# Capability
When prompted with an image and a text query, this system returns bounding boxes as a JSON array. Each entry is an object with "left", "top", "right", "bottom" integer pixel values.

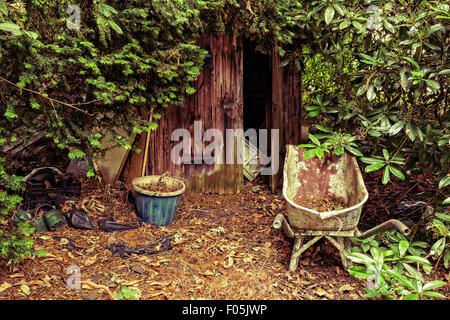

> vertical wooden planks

[
  {"left": 120, "top": 33, "right": 249, "bottom": 195},
  {"left": 270, "top": 45, "right": 302, "bottom": 192},
  {"left": 270, "top": 46, "right": 283, "bottom": 192},
  {"left": 214, "top": 34, "right": 225, "bottom": 194}
]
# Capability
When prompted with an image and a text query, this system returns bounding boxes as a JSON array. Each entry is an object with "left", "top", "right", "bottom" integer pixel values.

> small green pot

[
  {"left": 13, "top": 204, "right": 66, "bottom": 233},
  {"left": 11, "top": 209, "right": 34, "bottom": 226},
  {"left": 43, "top": 209, "right": 66, "bottom": 231},
  {"left": 31, "top": 216, "right": 49, "bottom": 233}
]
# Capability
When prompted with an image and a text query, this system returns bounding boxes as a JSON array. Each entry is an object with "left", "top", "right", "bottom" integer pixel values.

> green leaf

[
  {"left": 425, "top": 79, "right": 440, "bottom": 91},
  {"left": 333, "top": 3, "right": 345, "bottom": 16},
  {"left": 386, "top": 270, "right": 415, "bottom": 290},
  {"left": 389, "top": 120, "right": 404, "bottom": 136},
  {"left": 304, "top": 148, "right": 317, "bottom": 159},
  {"left": 399, "top": 240, "right": 409, "bottom": 256},
  {"left": 366, "top": 84, "right": 376, "bottom": 101},
  {"left": 356, "top": 84, "right": 367, "bottom": 97},
  {"left": 359, "top": 53, "right": 375, "bottom": 61},
  {"left": 108, "top": 20, "right": 123, "bottom": 34},
  {"left": 400, "top": 69, "right": 409, "bottom": 91},
  {"left": 388, "top": 166, "right": 405, "bottom": 180},
  {"left": 352, "top": 20, "right": 362, "bottom": 30},
  {"left": 405, "top": 255, "right": 431, "bottom": 265},
  {"left": 403, "top": 293, "right": 419, "bottom": 300},
  {"left": 90, "top": 139, "right": 101, "bottom": 148},
  {"left": 348, "top": 266, "right": 373, "bottom": 279},
  {"left": 324, "top": 6, "right": 335, "bottom": 25},
  {"left": 96, "top": 17, "right": 107, "bottom": 25},
  {"left": 360, "top": 157, "right": 385, "bottom": 164},
  {"left": 438, "top": 138, "right": 448, "bottom": 147},
  {"left": 339, "top": 20, "right": 351, "bottom": 29},
  {"left": 427, "top": 23, "right": 446, "bottom": 35},
  {"left": 30, "top": 99, "right": 40, "bottom": 110},
  {"left": 0, "top": 22, "right": 22, "bottom": 36},
  {"left": 24, "top": 31, "right": 38, "bottom": 39},
  {"left": 334, "top": 146, "right": 344, "bottom": 156},
  {"left": 402, "top": 263, "right": 423, "bottom": 281},
  {"left": 347, "top": 252, "right": 375, "bottom": 265},
  {"left": 186, "top": 87, "right": 196, "bottom": 95},
  {"left": 404, "top": 57, "right": 420, "bottom": 70},
  {"left": 344, "top": 146, "right": 363, "bottom": 157},
  {"left": 382, "top": 149, "right": 390, "bottom": 161},
  {"left": 308, "top": 134, "right": 321, "bottom": 146},
  {"left": 405, "top": 122, "right": 415, "bottom": 141},
  {"left": 423, "top": 280, "right": 446, "bottom": 291},
  {"left": 437, "top": 69, "right": 450, "bottom": 75},
  {"left": 439, "top": 175, "right": 450, "bottom": 189},
  {"left": 315, "top": 147, "right": 324, "bottom": 159},
  {"left": 315, "top": 124, "right": 332, "bottom": 133},
  {"left": 297, "top": 144, "right": 316, "bottom": 148},
  {"left": 99, "top": 3, "right": 118, "bottom": 17},
  {"left": 149, "top": 122, "right": 158, "bottom": 131},
  {"left": 68, "top": 149, "right": 86, "bottom": 160},
  {"left": 411, "top": 124, "right": 424, "bottom": 142},
  {"left": 0, "top": 0, "right": 8, "bottom": 16},
  {"left": 443, "top": 197, "right": 450, "bottom": 205},
  {"left": 390, "top": 157, "right": 405, "bottom": 165},
  {"left": 308, "top": 110, "right": 320, "bottom": 117},
  {"left": 435, "top": 213, "right": 450, "bottom": 222},
  {"left": 370, "top": 247, "right": 384, "bottom": 270},
  {"left": 422, "top": 291, "right": 446, "bottom": 299},
  {"left": 382, "top": 166, "right": 390, "bottom": 185},
  {"left": 431, "top": 238, "right": 446, "bottom": 257},
  {"left": 368, "top": 129, "right": 381, "bottom": 137},
  {"left": 444, "top": 250, "right": 450, "bottom": 268}
]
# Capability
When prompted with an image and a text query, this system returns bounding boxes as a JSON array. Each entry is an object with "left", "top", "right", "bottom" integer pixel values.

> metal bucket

[
  {"left": 132, "top": 175, "right": 186, "bottom": 226},
  {"left": 282, "top": 145, "right": 369, "bottom": 231}
]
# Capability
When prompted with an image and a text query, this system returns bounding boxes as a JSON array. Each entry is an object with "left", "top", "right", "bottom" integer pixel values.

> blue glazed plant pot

[{"left": 132, "top": 175, "right": 186, "bottom": 226}]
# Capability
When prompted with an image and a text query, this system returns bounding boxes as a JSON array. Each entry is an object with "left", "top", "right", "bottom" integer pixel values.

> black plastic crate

[{"left": 22, "top": 180, "right": 82, "bottom": 210}]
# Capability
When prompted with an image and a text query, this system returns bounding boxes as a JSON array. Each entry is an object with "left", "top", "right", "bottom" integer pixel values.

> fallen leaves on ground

[{"left": 0, "top": 176, "right": 448, "bottom": 300}]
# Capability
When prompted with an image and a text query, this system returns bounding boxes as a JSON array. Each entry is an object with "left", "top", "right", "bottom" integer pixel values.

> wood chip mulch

[{"left": 0, "top": 172, "right": 448, "bottom": 300}]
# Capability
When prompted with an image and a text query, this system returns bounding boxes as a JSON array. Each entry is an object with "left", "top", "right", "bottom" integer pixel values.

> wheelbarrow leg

[
  {"left": 342, "top": 237, "right": 353, "bottom": 268},
  {"left": 289, "top": 237, "right": 303, "bottom": 273},
  {"left": 289, "top": 235, "right": 323, "bottom": 273},
  {"left": 336, "top": 236, "right": 353, "bottom": 269},
  {"left": 325, "top": 236, "right": 353, "bottom": 269}
]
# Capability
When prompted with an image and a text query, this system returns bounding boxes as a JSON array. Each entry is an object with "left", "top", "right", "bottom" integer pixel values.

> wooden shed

[{"left": 118, "top": 33, "right": 302, "bottom": 194}]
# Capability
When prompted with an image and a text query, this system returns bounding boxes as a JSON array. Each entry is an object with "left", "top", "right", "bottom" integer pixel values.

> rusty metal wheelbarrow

[{"left": 274, "top": 145, "right": 410, "bottom": 272}]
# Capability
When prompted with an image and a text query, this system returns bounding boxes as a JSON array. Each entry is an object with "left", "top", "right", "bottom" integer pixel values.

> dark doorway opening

[
  {"left": 242, "top": 39, "right": 272, "bottom": 187},
  {"left": 243, "top": 39, "right": 271, "bottom": 133}
]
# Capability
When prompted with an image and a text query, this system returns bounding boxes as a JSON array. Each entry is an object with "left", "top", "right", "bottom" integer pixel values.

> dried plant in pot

[{"left": 132, "top": 174, "right": 186, "bottom": 226}]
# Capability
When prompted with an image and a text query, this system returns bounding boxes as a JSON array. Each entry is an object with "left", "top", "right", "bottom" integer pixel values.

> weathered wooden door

[
  {"left": 270, "top": 48, "right": 302, "bottom": 191},
  {"left": 121, "top": 33, "right": 244, "bottom": 194}
]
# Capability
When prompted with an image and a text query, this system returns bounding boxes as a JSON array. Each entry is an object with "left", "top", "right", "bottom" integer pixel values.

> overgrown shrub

[
  {"left": 0, "top": 0, "right": 303, "bottom": 263},
  {"left": 295, "top": 0, "right": 449, "bottom": 203}
]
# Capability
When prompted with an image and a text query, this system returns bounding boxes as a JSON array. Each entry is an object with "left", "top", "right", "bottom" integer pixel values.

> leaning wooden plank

[
  {"left": 119, "top": 110, "right": 148, "bottom": 194},
  {"left": 114, "top": 132, "right": 137, "bottom": 183},
  {"left": 94, "top": 127, "right": 131, "bottom": 185}
]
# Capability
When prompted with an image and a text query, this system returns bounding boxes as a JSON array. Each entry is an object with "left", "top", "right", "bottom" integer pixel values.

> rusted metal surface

[
  {"left": 283, "top": 145, "right": 369, "bottom": 231},
  {"left": 276, "top": 146, "right": 416, "bottom": 272},
  {"left": 356, "top": 219, "right": 410, "bottom": 239},
  {"left": 273, "top": 212, "right": 412, "bottom": 272},
  {"left": 273, "top": 213, "right": 354, "bottom": 271}
]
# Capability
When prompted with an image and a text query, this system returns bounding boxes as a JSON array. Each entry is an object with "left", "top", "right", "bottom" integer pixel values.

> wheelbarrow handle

[
  {"left": 356, "top": 219, "right": 410, "bottom": 240},
  {"left": 273, "top": 214, "right": 296, "bottom": 238},
  {"left": 273, "top": 214, "right": 284, "bottom": 229}
]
